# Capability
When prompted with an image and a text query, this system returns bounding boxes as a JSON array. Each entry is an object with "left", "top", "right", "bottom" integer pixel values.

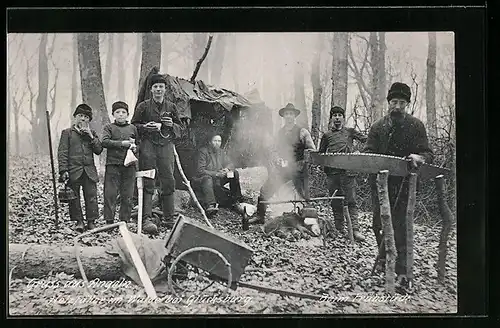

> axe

[{"left": 136, "top": 169, "right": 156, "bottom": 234}]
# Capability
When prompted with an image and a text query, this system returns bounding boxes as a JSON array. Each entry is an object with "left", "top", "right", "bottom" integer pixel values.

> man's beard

[
  {"left": 333, "top": 121, "right": 343, "bottom": 130},
  {"left": 390, "top": 110, "right": 405, "bottom": 120}
]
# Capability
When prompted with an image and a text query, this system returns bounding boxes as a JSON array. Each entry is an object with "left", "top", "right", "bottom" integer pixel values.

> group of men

[{"left": 58, "top": 77, "right": 433, "bottom": 282}]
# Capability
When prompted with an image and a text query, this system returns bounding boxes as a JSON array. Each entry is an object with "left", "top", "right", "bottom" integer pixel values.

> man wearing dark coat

[
  {"left": 57, "top": 104, "right": 103, "bottom": 232},
  {"left": 363, "top": 82, "right": 434, "bottom": 285}
]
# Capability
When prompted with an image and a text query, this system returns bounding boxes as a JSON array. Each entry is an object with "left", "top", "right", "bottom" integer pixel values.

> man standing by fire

[
  {"left": 250, "top": 103, "right": 316, "bottom": 224},
  {"left": 318, "top": 105, "right": 367, "bottom": 242},
  {"left": 364, "top": 82, "right": 434, "bottom": 286},
  {"left": 131, "top": 74, "right": 185, "bottom": 234}
]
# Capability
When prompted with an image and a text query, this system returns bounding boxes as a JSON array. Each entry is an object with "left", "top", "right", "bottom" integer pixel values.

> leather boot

[
  {"left": 162, "top": 193, "right": 175, "bottom": 217},
  {"left": 349, "top": 205, "right": 365, "bottom": 242},
  {"left": 86, "top": 219, "right": 96, "bottom": 231},
  {"left": 249, "top": 196, "right": 266, "bottom": 224},
  {"left": 75, "top": 220, "right": 85, "bottom": 233}
]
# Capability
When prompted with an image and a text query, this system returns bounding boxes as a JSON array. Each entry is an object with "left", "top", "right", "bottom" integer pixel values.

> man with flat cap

[
  {"left": 363, "top": 82, "right": 434, "bottom": 287},
  {"left": 250, "top": 103, "right": 316, "bottom": 224},
  {"left": 131, "top": 74, "right": 185, "bottom": 234}
]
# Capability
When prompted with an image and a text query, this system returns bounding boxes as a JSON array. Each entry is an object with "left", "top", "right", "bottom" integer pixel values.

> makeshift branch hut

[{"left": 136, "top": 68, "right": 272, "bottom": 190}]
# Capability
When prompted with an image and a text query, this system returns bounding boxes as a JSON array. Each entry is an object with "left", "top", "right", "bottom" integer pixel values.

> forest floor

[{"left": 8, "top": 155, "right": 457, "bottom": 315}]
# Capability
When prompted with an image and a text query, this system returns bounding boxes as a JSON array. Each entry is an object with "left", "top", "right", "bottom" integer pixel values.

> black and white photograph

[{"left": 7, "top": 23, "right": 463, "bottom": 315}]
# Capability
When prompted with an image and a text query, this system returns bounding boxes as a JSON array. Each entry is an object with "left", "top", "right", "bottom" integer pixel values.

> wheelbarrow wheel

[{"left": 167, "top": 246, "right": 233, "bottom": 298}]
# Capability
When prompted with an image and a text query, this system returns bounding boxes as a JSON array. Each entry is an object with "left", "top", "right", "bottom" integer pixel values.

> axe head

[{"left": 136, "top": 169, "right": 156, "bottom": 179}]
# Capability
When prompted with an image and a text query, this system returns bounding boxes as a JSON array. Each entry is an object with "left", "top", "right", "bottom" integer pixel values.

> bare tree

[
  {"left": 161, "top": 33, "right": 169, "bottom": 74},
  {"left": 117, "top": 33, "right": 125, "bottom": 101},
  {"left": 71, "top": 33, "right": 78, "bottom": 121},
  {"left": 294, "top": 59, "right": 308, "bottom": 128},
  {"left": 311, "top": 33, "right": 323, "bottom": 145},
  {"left": 379, "top": 32, "right": 387, "bottom": 114},
  {"left": 426, "top": 32, "right": 437, "bottom": 138},
  {"left": 192, "top": 33, "right": 210, "bottom": 82},
  {"left": 138, "top": 33, "right": 161, "bottom": 93},
  {"left": 20, "top": 43, "right": 39, "bottom": 153},
  {"left": 133, "top": 33, "right": 142, "bottom": 100},
  {"left": 34, "top": 33, "right": 49, "bottom": 154},
  {"left": 47, "top": 35, "right": 60, "bottom": 138},
  {"left": 103, "top": 33, "right": 115, "bottom": 94},
  {"left": 369, "top": 32, "right": 384, "bottom": 122},
  {"left": 209, "top": 33, "right": 227, "bottom": 86},
  {"left": 77, "top": 33, "right": 109, "bottom": 135},
  {"left": 230, "top": 33, "right": 239, "bottom": 92},
  {"left": 331, "top": 32, "right": 349, "bottom": 127}
]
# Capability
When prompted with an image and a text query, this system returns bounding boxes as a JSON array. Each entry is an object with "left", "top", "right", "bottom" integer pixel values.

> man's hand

[
  {"left": 122, "top": 140, "right": 132, "bottom": 148},
  {"left": 59, "top": 171, "right": 69, "bottom": 183},
  {"left": 145, "top": 121, "right": 161, "bottom": 130},
  {"left": 407, "top": 153, "right": 426, "bottom": 168},
  {"left": 161, "top": 117, "right": 173, "bottom": 127},
  {"left": 82, "top": 125, "right": 93, "bottom": 138},
  {"left": 215, "top": 170, "right": 226, "bottom": 178}
]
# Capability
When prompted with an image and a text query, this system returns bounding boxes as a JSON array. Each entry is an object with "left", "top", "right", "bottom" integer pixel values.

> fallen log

[{"left": 9, "top": 240, "right": 166, "bottom": 280}]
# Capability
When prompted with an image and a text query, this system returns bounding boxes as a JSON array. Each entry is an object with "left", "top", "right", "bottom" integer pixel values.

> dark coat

[
  {"left": 57, "top": 126, "right": 103, "bottom": 183},
  {"left": 131, "top": 98, "right": 184, "bottom": 146},
  {"left": 196, "top": 146, "right": 234, "bottom": 178},
  {"left": 363, "top": 114, "right": 434, "bottom": 164}
]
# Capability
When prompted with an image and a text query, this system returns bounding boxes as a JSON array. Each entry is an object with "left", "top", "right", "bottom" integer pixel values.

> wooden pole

[
  {"left": 405, "top": 173, "right": 418, "bottom": 286},
  {"left": 45, "top": 110, "right": 59, "bottom": 228},
  {"left": 377, "top": 170, "right": 396, "bottom": 295},
  {"left": 435, "top": 174, "right": 453, "bottom": 283},
  {"left": 190, "top": 35, "right": 213, "bottom": 83},
  {"left": 303, "top": 150, "right": 311, "bottom": 201},
  {"left": 343, "top": 205, "right": 354, "bottom": 244},
  {"left": 172, "top": 145, "right": 214, "bottom": 228}
]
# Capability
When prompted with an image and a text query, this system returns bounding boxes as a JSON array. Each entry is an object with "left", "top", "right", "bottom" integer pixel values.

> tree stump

[
  {"left": 405, "top": 173, "right": 418, "bottom": 285},
  {"left": 435, "top": 175, "right": 454, "bottom": 283},
  {"left": 377, "top": 170, "right": 396, "bottom": 295}
]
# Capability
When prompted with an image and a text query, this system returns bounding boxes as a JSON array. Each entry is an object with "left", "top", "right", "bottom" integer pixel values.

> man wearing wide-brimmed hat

[
  {"left": 363, "top": 82, "right": 434, "bottom": 288},
  {"left": 250, "top": 103, "right": 316, "bottom": 224}
]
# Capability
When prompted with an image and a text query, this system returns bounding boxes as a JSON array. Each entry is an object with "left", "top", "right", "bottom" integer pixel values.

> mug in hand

[{"left": 226, "top": 170, "right": 234, "bottom": 178}]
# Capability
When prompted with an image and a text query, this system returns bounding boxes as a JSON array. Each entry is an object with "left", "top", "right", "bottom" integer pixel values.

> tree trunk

[
  {"left": 71, "top": 33, "right": 78, "bottom": 122},
  {"left": 377, "top": 170, "right": 396, "bottom": 295},
  {"left": 379, "top": 32, "right": 387, "bottom": 117},
  {"left": 161, "top": 33, "right": 169, "bottom": 74},
  {"left": 139, "top": 33, "right": 161, "bottom": 94},
  {"left": 294, "top": 60, "right": 308, "bottom": 128},
  {"left": 330, "top": 32, "right": 349, "bottom": 127},
  {"left": 77, "top": 33, "right": 109, "bottom": 137},
  {"left": 104, "top": 33, "right": 114, "bottom": 95},
  {"left": 117, "top": 33, "right": 125, "bottom": 101},
  {"left": 133, "top": 33, "right": 142, "bottom": 103},
  {"left": 426, "top": 32, "right": 437, "bottom": 138},
  {"left": 35, "top": 33, "right": 49, "bottom": 154},
  {"left": 209, "top": 34, "right": 227, "bottom": 86},
  {"left": 311, "top": 34, "right": 323, "bottom": 145},
  {"left": 9, "top": 244, "right": 123, "bottom": 280},
  {"left": 435, "top": 175, "right": 454, "bottom": 283},
  {"left": 192, "top": 33, "right": 209, "bottom": 83},
  {"left": 369, "top": 32, "right": 383, "bottom": 122},
  {"left": 231, "top": 33, "right": 239, "bottom": 92}
]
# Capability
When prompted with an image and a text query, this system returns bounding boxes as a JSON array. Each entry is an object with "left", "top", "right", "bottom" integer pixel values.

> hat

[
  {"left": 73, "top": 103, "right": 93, "bottom": 121},
  {"left": 387, "top": 82, "right": 411, "bottom": 103},
  {"left": 150, "top": 74, "right": 167, "bottom": 86},
  {"left": 112, "top": 101, "right": 129, "bottom": 114},
  {"left": 330, "top": 106, "right": 345, "bottom": 118},
  {"left": 279, "top": 103, "right": 301, "bottom": 117}
]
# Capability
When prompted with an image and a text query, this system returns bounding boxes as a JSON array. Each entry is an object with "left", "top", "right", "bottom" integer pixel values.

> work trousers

[
  {"left": 198, "top": 170, "right": 242, "bottom": 208},
  {"left": 139, "top": 139, "right": 176, "bottom": 218},
  {"left": 370, "top": 175, "right": 410, "bottom": 275},
  {"left": 326, "top": 172, "right": 360, "bottom": 231},
  {"left": 68, "top": 171, "right": 99, "bottom": 222},
  {"left": 104, "top": 165, "right": 136, "bottom": 223},
  {"left": 259, "top": 164, "right": 306, "bottom": 201}
]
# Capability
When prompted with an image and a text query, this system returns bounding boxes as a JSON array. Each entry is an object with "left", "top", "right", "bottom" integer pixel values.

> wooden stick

[
  {"left": 190, "top": 35, "right": 213, "bottom": 83},
  {"left": 435, "top": 175, "right": 453, "bottom": 283},
  {"left": 343, "top": 205, "right": 355, "bottom": 244},
  {"left": 172, "top": 145, "right": 214, "bottom": 228},
  {"left": 303, "top": 150, "right": 311, "bottom": 201},
  {"left": 377, "top": 170, "right": 396, "bottom": 295},
  {"left": 405, "top": 173, "right": 418, "bottom": 285},
  {"left": 118, "top": 223, "right": 157, "bottom": 299},
  {"left": 137, "top": 177, "right": 144, "bottom": 234}
]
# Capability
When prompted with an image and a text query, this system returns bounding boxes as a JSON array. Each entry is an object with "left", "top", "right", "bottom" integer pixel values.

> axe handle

[{"left": 137, "top": 177, "right": 143, "bottom": 235}]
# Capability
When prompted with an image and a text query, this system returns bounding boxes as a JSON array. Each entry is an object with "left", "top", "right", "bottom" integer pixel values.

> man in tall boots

[
  {"left": 318, "top": 106, "right": 367, "bottom": 242},
  {"left": 131, "top": 74, "right": 185, "bottom": 234},
  {"left": 251, "top": 103, "right": 316, "bottom": 224},
  {"left": 364, "top": 82, "right": 434, "bottom": 284}
]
